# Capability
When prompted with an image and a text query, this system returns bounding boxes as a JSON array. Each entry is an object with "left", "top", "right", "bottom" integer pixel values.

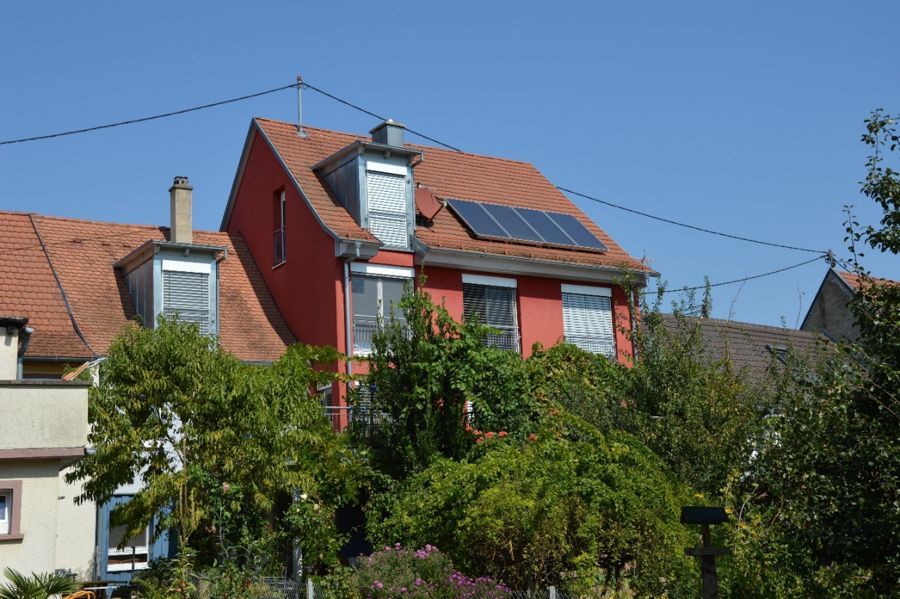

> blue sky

[{"left": 3, "top": 1, "right": 898, "bottom": 326}]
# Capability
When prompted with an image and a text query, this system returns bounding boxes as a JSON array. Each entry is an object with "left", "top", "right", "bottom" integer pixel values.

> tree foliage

[{"left": 67, "top": 317, "right": 362, "bottom": 571}]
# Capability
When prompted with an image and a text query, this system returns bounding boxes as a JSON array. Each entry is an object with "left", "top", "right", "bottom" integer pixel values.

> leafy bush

[{"left": 0, "top": 568, "right": 77, "bottom": 599}]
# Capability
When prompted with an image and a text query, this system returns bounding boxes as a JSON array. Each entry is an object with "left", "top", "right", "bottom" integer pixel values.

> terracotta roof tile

[
  {"left": 254, "top": 119, "right": 648, "bottom": 272},
  {"left": 837, "top": 270, "right": 898, "bottom": 291},
  {"left": 0, "top": 210, "right": 294, "bottom": 363}
]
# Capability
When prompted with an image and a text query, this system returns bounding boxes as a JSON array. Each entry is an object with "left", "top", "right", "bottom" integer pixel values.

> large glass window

[
  {"left": 462, "top": 279, "right": 520, "bottom": 352},
  {"left": 561, "top": 285, "right": 615, "bottom": 358},
  {"left": 352, "top": 276, "right": 408, "bottom": 354},
  {"left": 107, "top": 523, "right": 150, "bottom": 571}
]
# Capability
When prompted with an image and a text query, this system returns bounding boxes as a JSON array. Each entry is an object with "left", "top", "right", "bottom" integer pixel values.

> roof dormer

[{"left": 314, "top": 120, "right": 421, "bottom": 251}]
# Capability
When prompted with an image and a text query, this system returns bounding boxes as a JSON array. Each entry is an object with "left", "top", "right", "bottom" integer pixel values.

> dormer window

[{"left": 162, "top": 260, "right": 212, "bottom": 335}]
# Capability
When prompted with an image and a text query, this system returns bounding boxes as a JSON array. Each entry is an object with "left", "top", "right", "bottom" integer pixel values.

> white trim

[
  {"left": 107, "top": 562, "right": 150, "bottom": 572},
  {"left": 462, "top": 273, "right": 517, "bottom": 288},
  {"left": 161, "top": 260, "right": 211, "bottom": 274},
  {"left": 350, "top": 262, "right": 414, "bottom": 279},
  {"left": 561, "top": 283, "right": 612, "bottom": 297},
  {"left": 365, "top": 160, "right": 408, "bottom": 176}
]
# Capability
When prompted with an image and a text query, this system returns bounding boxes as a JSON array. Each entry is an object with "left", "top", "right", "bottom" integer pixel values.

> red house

[{"left": 221, "top": 118, "right": 654, "bottom": 422}]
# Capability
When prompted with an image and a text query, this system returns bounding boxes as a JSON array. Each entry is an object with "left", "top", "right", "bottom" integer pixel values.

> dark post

[{"left": 681, "top": 506, "right": 730, "bottom": 599}]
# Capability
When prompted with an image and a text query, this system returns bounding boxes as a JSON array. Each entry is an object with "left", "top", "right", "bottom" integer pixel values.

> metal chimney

[{"left": 370, "top": 119, "right": 406, "bottom": 147}]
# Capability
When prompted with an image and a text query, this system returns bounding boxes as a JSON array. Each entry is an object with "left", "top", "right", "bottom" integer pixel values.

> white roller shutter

[
  {"left": 562, "top": 291, "right": 615, "bottom": 357},
  {"left": 366, "top": 171, "right": 408, "bottom": 249},
  {"left": 163, "top": 270, "right": 211, "bottom": 335},
  {"left": 463, "top": 283, "right": 520, "bottom": 352}
]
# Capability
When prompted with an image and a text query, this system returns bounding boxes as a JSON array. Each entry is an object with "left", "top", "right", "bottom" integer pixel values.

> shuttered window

[
  {"left": 463, "top": 282, "right": 520, "bottom": 352},
  {"left": 366, "top": 171, "right": 408, "bottom": 249},
  {"left": 163, "top": 270, "right": 211, "bottom": 335},
  {"left": 562, "top": 288, "right": 615, "bottom": 358}
]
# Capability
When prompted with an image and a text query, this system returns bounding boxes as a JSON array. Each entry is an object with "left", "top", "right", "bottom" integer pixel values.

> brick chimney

[{"left": 169, "top": 176, "right": 193, "bottom": 244}]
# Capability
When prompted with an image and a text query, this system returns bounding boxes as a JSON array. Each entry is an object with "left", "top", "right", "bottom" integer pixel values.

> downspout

[
  {"left": 16, "top": 326, "right": 33, "bottom": 380},
  {"left": 343, "top": 241, "right": 362, "bottom": 379}
]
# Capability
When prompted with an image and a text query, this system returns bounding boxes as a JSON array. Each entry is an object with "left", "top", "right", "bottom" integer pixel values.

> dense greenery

[
  {"left": 68, "top": 318, "right": 363, "bottom": 574},
  {"left": 0, "top": 568, "right": 77, "bottom": 599}
]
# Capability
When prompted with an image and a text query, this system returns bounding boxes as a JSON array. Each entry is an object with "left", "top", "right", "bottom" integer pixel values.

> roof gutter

[{"left": 416, "top": 244, "right": 656, "bottom": 287}]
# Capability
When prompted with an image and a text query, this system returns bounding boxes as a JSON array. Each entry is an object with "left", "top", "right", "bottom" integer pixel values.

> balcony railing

[
  {"left": 273, "top": 227, "right": 286, "bottom": 266},
  {"left": 352, "top": 316, "right": 378, "bottom": 355},
  {"left": 484, "top": 328, "right": 520, "bottom": 353}
]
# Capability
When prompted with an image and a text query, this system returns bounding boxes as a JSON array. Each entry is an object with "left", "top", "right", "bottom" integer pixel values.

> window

[
  {"left": 561, "top": 284, "right": 615, "bottom": 358},
  {"left": 351, "top": 275, "right": 408, "bottom": 354},
  {"left": 366, "top": 170, "right": 408, "bottom": 249},
  {"left": 0, "top": 481, "right": 22, "bottom": 540},
  {"left": 107, "top": 523, "right": 150, "bottom": 571},
  {"left": 273, "top": 190, "right": 286, "bottom": 266},
  {"left": 162, "top": 260, "right": 212, "bottom": 335},
  {"left": 0, "top": 492, "right": 9, "bottom": 535},
  {"left": 462, "top": 274, "right": 520, "bottom": 352}
]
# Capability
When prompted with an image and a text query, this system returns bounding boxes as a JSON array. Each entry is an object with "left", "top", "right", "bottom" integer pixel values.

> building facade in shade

[{"left": 221, "top": 117, "right": 656, "bottom": 425}]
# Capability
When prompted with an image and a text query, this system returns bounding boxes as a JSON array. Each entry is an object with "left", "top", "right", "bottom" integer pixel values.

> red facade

[{"left": 223, "top": 120, "right": 653, "bottom": 418}]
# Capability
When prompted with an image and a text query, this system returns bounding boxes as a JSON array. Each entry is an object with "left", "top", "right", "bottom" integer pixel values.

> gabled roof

[
  {"left": 224, "top": 118, "right": 650, "bottom": 274},
  {"left": 658, "top": 314, "right": 825, "bottom": 382},
  {"left": 0, "top": 210, "right": 294, "bottom": 363}
]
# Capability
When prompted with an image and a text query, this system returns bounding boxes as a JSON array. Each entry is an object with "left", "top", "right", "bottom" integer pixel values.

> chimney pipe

[
  {"left": 370, "top": 119, "right": 406, "bottom": 148},
  {"left": 169, "top": 176, "right": 193, "bottom": 244}
]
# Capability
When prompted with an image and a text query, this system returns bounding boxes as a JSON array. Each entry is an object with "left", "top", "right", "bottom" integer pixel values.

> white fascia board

[
  {"left": 462, "top": 273, "right": 517, "bottom": 288},
  {"left": 561, "top": 283, "right": 612, "bottom": 297},
  {"left": 365, "top": 160, "right": 408, "bottom": 176},
  {"left": 350, "top": 262, "right": 414, "bottom": 279},
  {"left": 420, "top": 247, "right": 651, "bottom": 287},
  {"left": 161, "top": 260, "right": 211, "bottom": 274}
]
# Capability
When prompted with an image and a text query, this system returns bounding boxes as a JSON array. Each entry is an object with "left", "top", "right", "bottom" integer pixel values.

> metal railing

[{"left": 352, "top": 317, "right": 378, "bottom": 354}]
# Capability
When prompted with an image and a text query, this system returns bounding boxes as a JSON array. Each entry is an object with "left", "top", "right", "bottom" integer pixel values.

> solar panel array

[{"left": 446, "top": 198, "right": 608, "bottom": 252}]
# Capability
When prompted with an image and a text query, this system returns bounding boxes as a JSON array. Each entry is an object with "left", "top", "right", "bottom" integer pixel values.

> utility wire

[
  {"left": 641, "top": 254, "right": 826, "bottom": 296},
  {"left": 0, "top": 82, "right": 300, "bottom": 146},
  {"left": 557, "top": 187, "right": 828, "bottom": 255},
  {"left": 300, "top": 82, "right": 463, "bottom": 151}
]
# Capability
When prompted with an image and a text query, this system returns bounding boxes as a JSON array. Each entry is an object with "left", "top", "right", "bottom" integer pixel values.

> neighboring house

[
  {"left": 801, "top": 268, "right": 899, "bottom": 342},
  {"left": 0, "top": 317, "right": 94, "bottom": 577},
  {"left": 221, "top": 118, "right": 655, "bottom": 423},
  {"left": 0, "top": 178, "right": 294, "bottom": 580},
  {"left": 658, "top": 314, "right": 824, "bottom": 383}
]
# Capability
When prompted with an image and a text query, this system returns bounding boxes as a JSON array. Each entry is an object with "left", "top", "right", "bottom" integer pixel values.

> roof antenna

[{"left": 296, "top": 75, "right": 308, "bottom": 138}]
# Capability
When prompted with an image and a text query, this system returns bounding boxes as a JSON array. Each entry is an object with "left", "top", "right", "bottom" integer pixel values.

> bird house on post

[{"left": 681, "top": 506, "right": 730, "bottom": 599}]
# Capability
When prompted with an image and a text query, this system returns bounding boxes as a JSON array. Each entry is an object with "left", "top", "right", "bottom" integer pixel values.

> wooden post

[{"left": 681, "top": 506, "right": 730, "bottom": 599}]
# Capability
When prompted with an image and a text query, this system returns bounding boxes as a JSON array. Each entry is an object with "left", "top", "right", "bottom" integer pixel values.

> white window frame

[
  {"left": 462, "top": 278, "right": 521, "bottom": 352},
  {"left": 365, "top": 169, "right": 409, "bottom": 250},
  {"left": 350, "top": 268, "right": 413, "bottom": 356},
  {"left": 107, "top": 524, "right": 150, "bottom": 572},
  {"left": 0, "top": 491, "right": 9, "bottom": 535},
  {"left": 561, "top": 284, "right": 616, "bottom": 358}
]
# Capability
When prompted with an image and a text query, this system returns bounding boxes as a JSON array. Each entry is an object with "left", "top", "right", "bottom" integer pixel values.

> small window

[
  {"left": 561, "top": 284, "right": 615, "bottom": 358},
  {"left": 108, "top": 523, "right": 150, "bottom": 571},
  {"left": 273, "top": 190, "right": 286, "bottom": 266},
  {"left": 351, "top": 276, "right": 408, "bottom": 354},
  {"left": 0, "top": 492, "right": 9, "bottom": 535},
  {"left": 462, "top": 278, "right": 520, "bottom": 352},
  {"left": 366, "top": 172, "right": 408, "bottom": 249}
]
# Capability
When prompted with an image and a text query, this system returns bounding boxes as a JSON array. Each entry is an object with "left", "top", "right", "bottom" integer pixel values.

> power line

[
  {"left": 300, "top": 82, "right": 463, "bottom": 151},
  {"left": 557, "top": 187, "right": 828, "bottom": 255},
  {"left": 0, "top": 82, "right": 300, "bottom": 146},
  {"left": 642, "top": 254, "right": 826, "bottom": 296}
]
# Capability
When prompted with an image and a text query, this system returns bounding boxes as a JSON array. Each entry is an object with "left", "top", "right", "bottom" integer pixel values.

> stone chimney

[
  {"left": 169, "top": 176, "right": 193, "bottom": 244},
  {"left": 370, "top": 119, "right": 406, "bottom": 148},
  {"left": 0, "top": 317, "right": 28, "bottom": 380}
]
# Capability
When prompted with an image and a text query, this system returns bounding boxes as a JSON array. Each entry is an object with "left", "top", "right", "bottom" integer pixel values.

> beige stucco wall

[
  {"left": 0, "top": 460, "right": 94, "bottom": 577},
  {"left": 0, "top": 384, "right": 88, "bottom": 451},
  {"left": 0, "top": 381, "right": 95, "bottom": 577}
]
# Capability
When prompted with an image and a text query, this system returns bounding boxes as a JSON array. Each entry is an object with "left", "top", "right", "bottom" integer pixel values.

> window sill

[
  {"left": 272, "top": 260, "right": 287, "bottom": 270},
  {"left": 0, "top": 533, "right": 24, "bottom": 542}
]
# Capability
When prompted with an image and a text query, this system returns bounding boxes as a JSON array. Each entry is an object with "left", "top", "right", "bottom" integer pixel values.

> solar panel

[
  {"left": 447, "top": 199, "right": 508, "bottom": 239},
  {"left": 515, "top": 208, "right": 575, "bottom": 246},
  {"left": 482, "top": 204, "right": 541, "bottom": 242},
  {"left": 446, "top": 198, "right": 607, "bottom": 252},
  {"left": 547, "top": 213, "right": 608, "bottom": 251}
]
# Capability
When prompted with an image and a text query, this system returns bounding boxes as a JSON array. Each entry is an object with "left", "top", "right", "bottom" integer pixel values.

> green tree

[
  {"left": 67, "top": 318, "right": 361, "bottom": 571},
  {"left": 358, "top": 285, "right": 539, "bottom": 480}
]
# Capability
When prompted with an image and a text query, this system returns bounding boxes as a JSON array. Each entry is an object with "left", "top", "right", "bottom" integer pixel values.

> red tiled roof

[
  {"left": 252, "top": 119, "right": 648, "bottom": 272},
  {"left": 837, "top": 270, "right": 898, "bottom": 291},
  {"left": 0, "top": 210, "right": 294, "bottom": 363}
]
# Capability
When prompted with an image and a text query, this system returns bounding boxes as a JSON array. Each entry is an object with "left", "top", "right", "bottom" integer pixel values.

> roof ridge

[
  {"left": 664, "top": 313, "right": 819, "bottom": 335},
  {"left": 32, "top": 212, "right": 230, "bottom": 237},
  {"left": 254, "top": 116, "right": 536, "bottom": 168}
]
